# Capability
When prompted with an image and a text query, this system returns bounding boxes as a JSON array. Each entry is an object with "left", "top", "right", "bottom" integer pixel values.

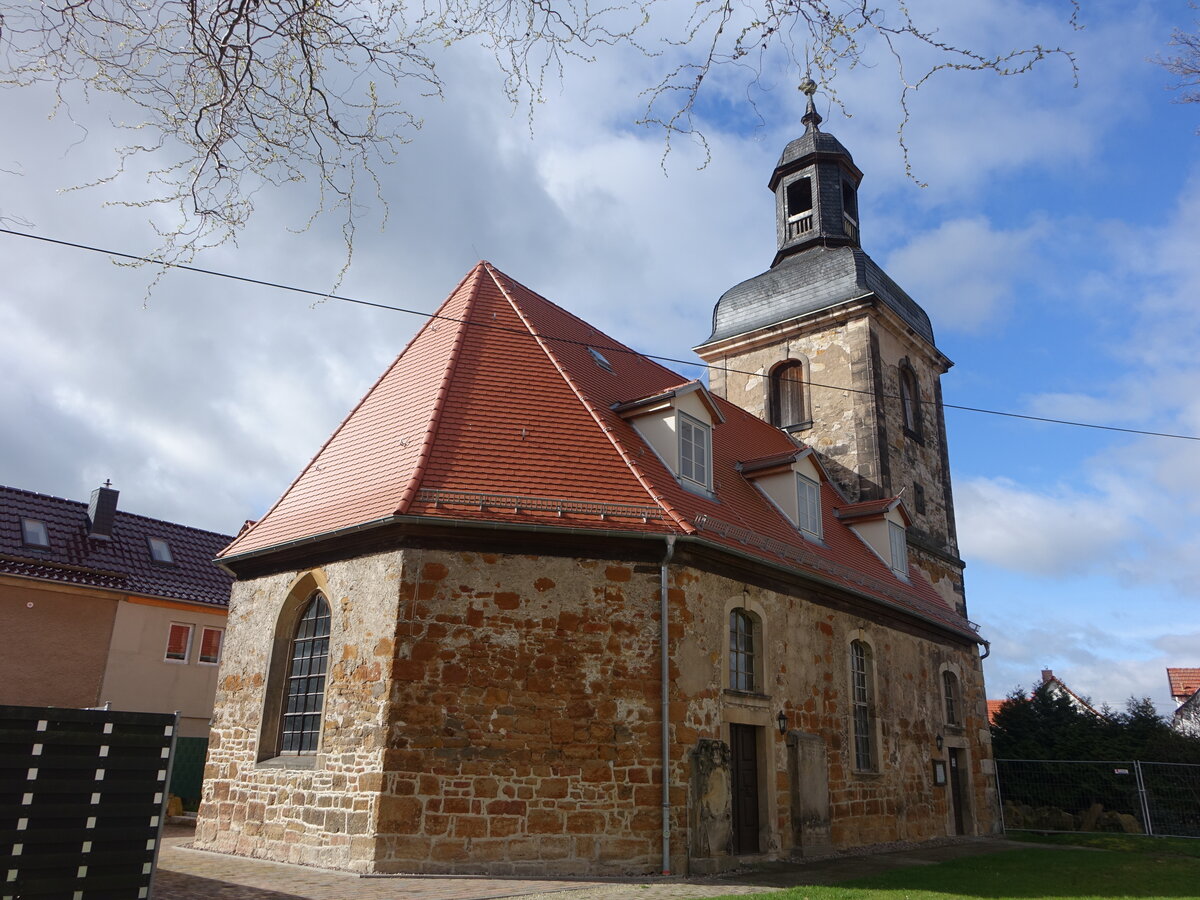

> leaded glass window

[
  {"left": 943, "top": 670, "right": 961, "bottom": 726},
  {"left": 280, "top": 592, "right": 331, "bottom": 754}
]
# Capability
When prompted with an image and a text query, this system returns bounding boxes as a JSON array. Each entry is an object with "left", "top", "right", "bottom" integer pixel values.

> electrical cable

[{"left": 4, "top": 226, "right": 1197, "bottom": 443}]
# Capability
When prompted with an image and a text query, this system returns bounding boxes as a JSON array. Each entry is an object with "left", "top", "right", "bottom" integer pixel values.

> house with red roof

[
  {"left": 195, "top": 90, "right": 995, "bottom": 875},
  {"left": 0, "top": 482, "right": 233, "bottom": 737},
  {"left": 1167, "top": 668, "right": 1200, "bottom": 737}
]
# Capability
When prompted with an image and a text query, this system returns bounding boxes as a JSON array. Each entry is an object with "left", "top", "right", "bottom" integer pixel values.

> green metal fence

[{"left": 168, "top": 737, "right": 208, "bottom": 810}]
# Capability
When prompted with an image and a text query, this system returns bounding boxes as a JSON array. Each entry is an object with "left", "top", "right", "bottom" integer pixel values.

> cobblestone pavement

[{"left": 153, "top": 824, "right": 1035, "bottom": 900}]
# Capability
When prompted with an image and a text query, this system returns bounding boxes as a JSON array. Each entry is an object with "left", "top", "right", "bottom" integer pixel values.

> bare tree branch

[{"left": 0, "top": 1, "right": 1079, "bottom": 275}]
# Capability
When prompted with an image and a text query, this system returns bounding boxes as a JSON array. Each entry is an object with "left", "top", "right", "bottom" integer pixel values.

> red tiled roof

[
  {"left": 0, "top": 486, "right": 233, "bottom": 607},
  {"left": 222, "top": 263, "right": 976, "bottom": 640},
  {"left": 987, "top": 699, "right": 1005, "bottom": 725},
  {"left": 1167, "top": 668, "right": 1200, "bottom": 701}
]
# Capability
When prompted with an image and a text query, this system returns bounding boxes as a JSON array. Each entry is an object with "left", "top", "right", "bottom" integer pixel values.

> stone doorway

[{"left": 730, "top": 723, "right": 760, "bottom": 853}]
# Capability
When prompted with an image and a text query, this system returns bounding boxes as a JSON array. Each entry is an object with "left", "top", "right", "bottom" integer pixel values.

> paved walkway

[{"left": 153, "top": 823, "right": 1035, "bottom": 900}]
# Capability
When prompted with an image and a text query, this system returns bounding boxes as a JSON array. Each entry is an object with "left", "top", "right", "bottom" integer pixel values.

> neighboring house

[
  {"left": 1167, "top": 668, "right": 1200, "bottom": 737},
  {"left": 986, "top": 669, "right": 1103, "bottom": 725},
  {"left": 0, "top": 483, "right": 233, "bottom": 737},
  {"left": 195, "top": 94, "right": 995, "bottom": 876}
]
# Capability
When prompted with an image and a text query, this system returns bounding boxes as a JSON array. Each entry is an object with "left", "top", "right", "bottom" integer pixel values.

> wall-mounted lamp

[
  {"left": 777, "top": 710, "right": 788, "bottom": 735},
  {"left": 935, "top": 734, "right": 944, "bottom": 751}
]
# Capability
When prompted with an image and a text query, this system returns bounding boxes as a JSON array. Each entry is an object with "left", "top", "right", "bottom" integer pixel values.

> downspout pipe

[{"left": 660, "top": 534, "right": 677, "bottom": 876}]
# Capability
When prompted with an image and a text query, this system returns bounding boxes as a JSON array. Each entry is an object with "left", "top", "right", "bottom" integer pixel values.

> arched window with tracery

[
  {"left": 729, "top": 609, "right": 756, "bottom": 692},
  {"left": 279, "top": 591, "right": 331, "bottom": 754},
  {"left": 769, "top": 360, "right": 807, "bottom": 430}
]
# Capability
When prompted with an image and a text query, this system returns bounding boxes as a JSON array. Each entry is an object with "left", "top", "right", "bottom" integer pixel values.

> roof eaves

[{"left": 612, "top": 381, "right": 726, "bottom": 426}]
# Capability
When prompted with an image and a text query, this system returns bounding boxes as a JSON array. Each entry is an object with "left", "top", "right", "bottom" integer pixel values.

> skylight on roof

[
  {"left": 21, "top": 518, "right": 49, "bottom": 548},
  {"left": 148, "top": 537, "right": 175, "bottom": 564},
  {"left": 587, "top": 346, "right": 614, "bottom": 373}
]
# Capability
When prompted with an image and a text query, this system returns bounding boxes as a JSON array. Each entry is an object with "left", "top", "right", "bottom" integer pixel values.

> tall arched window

[
  {"left": 943, "top": 670, "right": 962, "bottom": 727},
  {"left": 899, "top": 364, "right": 922, "bottom": 438},
  {"left": 769, "top": 361, "right": 806, "bottom": 430},
  {"left": 850, "top": 640, "right": 875, "bottom": 771},
  {"left": 279, "top": 591, "right": 331, "bottom": 754},
  {"left": 729, "top": 609, "right": 756, "bottom": 692}
]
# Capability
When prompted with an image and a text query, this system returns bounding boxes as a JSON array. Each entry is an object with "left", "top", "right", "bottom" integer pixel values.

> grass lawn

[
  {"left": 1006, "top": 831, "right": 1200, "bottom": 858},
  {"left": 705, "top": 846, "right": 1200, "bottom": 899}
]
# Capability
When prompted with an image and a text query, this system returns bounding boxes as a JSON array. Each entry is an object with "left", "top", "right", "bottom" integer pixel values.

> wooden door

[
  {"left": 730, "top": 723, "right": 761, "bottom": 854},
  {"left": 948, "top": 748, "right": 966, "bottom": 835}
]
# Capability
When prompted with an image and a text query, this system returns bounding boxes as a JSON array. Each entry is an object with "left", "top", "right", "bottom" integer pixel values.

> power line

[{"left": 4, "top": 226, "right": 1198, "bottom": 443}]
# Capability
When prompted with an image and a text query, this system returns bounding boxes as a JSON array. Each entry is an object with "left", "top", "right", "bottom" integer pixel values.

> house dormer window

[
  {"left": 889, "top": 521, "right": 908, "bottom": 577},
  {"left": 796, "top": 474, "right": 821, "bottom": 540},
  {"left": 21, "top": 518, "right": 49, "bottom": 548},
  {"left": 678, "top": 412, "right": 711, "bottom": 489}
]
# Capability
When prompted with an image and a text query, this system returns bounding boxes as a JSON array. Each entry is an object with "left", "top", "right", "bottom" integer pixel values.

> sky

[{"left": 1, "top": 0, "right": 1197, "bottom": 716}]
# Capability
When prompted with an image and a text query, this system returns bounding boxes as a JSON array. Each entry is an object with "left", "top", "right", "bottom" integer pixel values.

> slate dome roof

[
  {"left": 700, "top": 246, "right": 935, "bottom": 347},
  {"left": 776, "top": 129, "right": 854, "bottom": 170}
]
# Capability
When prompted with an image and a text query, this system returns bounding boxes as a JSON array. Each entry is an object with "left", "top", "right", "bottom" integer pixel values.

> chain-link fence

[{"left": 996, "top": 758, "right": 1200, "bottom": 838}]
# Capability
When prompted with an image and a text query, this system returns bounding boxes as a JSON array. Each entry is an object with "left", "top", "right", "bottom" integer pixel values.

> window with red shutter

[
  {"left": 165, "top": 623, "right": 193, "bottom": 662},
  {"left": 199, "top": 627, "right": 223, "bottom": 665}
]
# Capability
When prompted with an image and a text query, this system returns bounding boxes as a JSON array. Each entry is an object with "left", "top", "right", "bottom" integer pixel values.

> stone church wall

[{"left": 195, "top": 544, "right": 995, "bottom": 874}]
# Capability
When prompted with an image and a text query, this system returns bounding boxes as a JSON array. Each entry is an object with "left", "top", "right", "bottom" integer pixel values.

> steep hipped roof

[
  {"left": 0, "top": 485, "right": 233, "bottom": 607},
  {"left": 223, "top": 263, "right": 975, "bottom": 640},
  {"left": 1167, "top": 668, "right": 1200, "bottom": 702}
]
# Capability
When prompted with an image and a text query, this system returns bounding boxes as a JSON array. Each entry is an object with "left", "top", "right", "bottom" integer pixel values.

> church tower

[{"left": 695, "top": 83, "right": 965, "bottom": 611}]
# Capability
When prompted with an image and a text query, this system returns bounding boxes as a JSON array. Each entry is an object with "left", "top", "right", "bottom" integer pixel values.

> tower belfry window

[
  {"left": 785, "top": 177, "right": 814, "bottom": 240},
  {"left": 842, "top": 180, "right": 859, "bottom": 242}
]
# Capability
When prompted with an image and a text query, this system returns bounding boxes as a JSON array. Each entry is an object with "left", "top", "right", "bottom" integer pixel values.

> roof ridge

[
  {"left": 394, "top": 265, "right": 485, "bottom": 515},
  {"left": 483, "top": 263, "right": 695, "bottom": 535},
  {"left": 224, "top": 264, "right": 485, "bottom": 554},
  {"left": 1, "top": 485, "right": 233, "bottom": 539}
]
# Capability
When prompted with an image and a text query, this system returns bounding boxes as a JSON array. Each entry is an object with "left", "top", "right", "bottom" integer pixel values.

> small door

[
  {"left": 730, "top": 723, "right": 761, "bottom": 854},
  {"left": 948, "top": 748, "right": 966, "bottom": 835}
]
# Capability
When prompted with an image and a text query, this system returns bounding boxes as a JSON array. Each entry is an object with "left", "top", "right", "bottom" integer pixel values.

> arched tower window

[
  {"left": 850, "top": 640, "right": 876, "bottom": 771},
  {"left": 769, "top": 360, "right": 807, "bottom": 430},
  {"left": 899, "top": 364, "right": 922, "bottom": 439},
  {"left": 943, "top": 670, "right": 962, "bottom": 727},
  {"left": 279, "top": 591, "right": 331, "bottom": 754},
  {"left": 729, "top": 609, "right": 757, "bottom": 692}
]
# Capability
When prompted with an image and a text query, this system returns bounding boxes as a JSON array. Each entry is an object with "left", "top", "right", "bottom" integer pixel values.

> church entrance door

[{"left": 730, "top": 723, "right": 760, "bottom": 853}]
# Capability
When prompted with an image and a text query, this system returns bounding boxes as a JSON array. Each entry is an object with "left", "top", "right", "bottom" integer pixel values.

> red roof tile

[
  {"left": 0, "top": 485, "right": 233, "bottom": 607},
  {"left": 986, "top": 699, "right": 1005, "bottom": 725},
  {"left": 1167, "top": 668, "right": 1200, "bottom": 701},
  {"left": 223, "top": 263, "right": 976, "bottom": 640}
]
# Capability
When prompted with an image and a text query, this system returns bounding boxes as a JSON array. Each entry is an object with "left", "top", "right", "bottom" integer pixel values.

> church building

[{"left": 194, "top": 93, "right": 996, "bottom": 875}]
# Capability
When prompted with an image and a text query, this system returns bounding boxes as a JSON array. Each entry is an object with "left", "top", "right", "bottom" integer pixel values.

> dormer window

[
  {"left": 587, "top": 346, "right": 614, "bottom": 373},
  {"left": 796, "top": 474, "right": 822, "bottom": 540},
  {"left": 678, "top": 413, "right": 712, "bottom": 489},
  {"left": 889, "top": 521, "right": 908, "bottom": 577},
  {"left": 148, "top": 537, "right": 175, "bottom": 564},
  {"left": 613, "top": 381, "right": 722, "bottom": 496}
]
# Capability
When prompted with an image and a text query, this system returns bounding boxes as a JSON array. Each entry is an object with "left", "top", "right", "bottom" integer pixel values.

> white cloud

[{"left": 885, "top": 217, "right": 1045, "bottom": 332}]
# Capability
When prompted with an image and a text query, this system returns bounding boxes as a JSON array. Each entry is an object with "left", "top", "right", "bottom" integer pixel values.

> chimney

[
  {"left": 1041, "top": 669, "right": 1055, "bottom": 685},
  {"left": 88, "top": 481, "right": 119, "bottom": 540}
]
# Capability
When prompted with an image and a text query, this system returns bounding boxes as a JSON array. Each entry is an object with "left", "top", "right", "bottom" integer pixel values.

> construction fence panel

[{"left": 996, "top": 758, "right": 1200, "bottom": 838}]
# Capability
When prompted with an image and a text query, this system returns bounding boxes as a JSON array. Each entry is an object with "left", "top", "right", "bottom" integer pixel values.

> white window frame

[
  {"left": 165, "top": 622, "right": 194, "bottom": 663},
  {"left": 678, "top": 411, "right": 712, "bottom": 489},
  {"left": 888, "top": 520, "right": 909, "bottom": 577},
  {"left": 198, "top": 626, "right": 224, "bottom": 665},
  {"left": 796, "top": 474, "right": 822, "bottom": 540}
]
